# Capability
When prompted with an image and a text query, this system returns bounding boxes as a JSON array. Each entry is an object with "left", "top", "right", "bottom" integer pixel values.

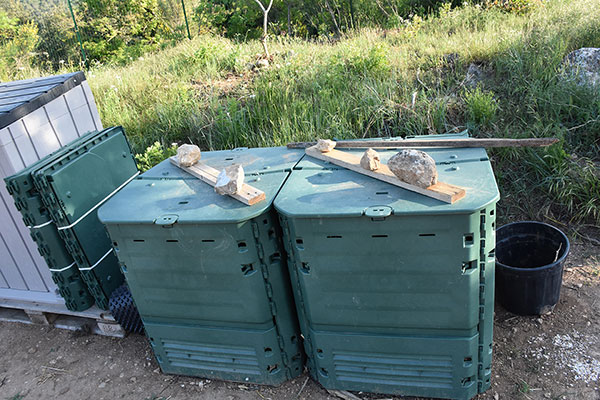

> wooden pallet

[{"left": 0, "top": 298, "right": 125, "bottom": 338}]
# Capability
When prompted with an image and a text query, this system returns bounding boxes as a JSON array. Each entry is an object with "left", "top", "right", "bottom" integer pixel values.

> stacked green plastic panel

[
  {"left": 29, "top": 127, "right": 136, "bottom": 310},
  {"left": 274, "top": 134, "right": 499, "bottom": 400},
  {"left": 3, "top": 131, "right": 109, "bottom": 311},
  {"left": 98, "top": 147, "right": 306, "bottom": 385}
]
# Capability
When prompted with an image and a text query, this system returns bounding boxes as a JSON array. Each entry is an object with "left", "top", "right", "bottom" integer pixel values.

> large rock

[
  {"left": 215, "top": 164, "right": 244, "bottom": 195},
  {"left": 563, "top": 48, "right": 600, "bottom": 87},
  {"left": 360, "top": 148, "right": 381, "bottom": 171},
  {"left": 316, "top": 139, "right": 336, "bottom": 152},
  {"left": 176, "top": 144, "right": 201, "bottom": 167},
  {"left": 388, "top": 149, "right": 438, "bottom": 189}
]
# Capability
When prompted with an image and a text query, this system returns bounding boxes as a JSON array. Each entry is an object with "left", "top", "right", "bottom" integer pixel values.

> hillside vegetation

[{"left": 3, "top": 0, "right": 600, "bottom": 227}]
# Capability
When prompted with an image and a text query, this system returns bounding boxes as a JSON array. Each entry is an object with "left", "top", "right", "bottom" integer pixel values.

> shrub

[
  {"left": 464, "top": 86, "right": 498, "bottom": 126},
  {"left": 135, "top": 141, "right": 178, "bottom": 172}
]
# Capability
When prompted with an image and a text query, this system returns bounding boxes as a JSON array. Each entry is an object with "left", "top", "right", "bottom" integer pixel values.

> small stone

[
  {"left": 119, "top": 373, "right": 124, "bottom": 378},
  {"left": 256, "top": 59, "right": 269, "bottom": 69},
  {"left": 153, "top": 368, "right": 160, "bottom": 373},
  {"left": 537, "top": 318, "right": 543, "bottom": 324},
  {"left": 465, "top": 63, "right": 484, "bottom": 87},
  {"left": 27, "top": 347, "right": 36, "bottom": 354},
  {"left": 176, "top": 144, "right": 201, "bottom": 167},
  {"left": 494, "top": 392, "right": 499, "bottom": 400},
  {"left": 566, "top": 267, "right": 573, "bottom": 272},
  {"left": 98, "top": 382, "right": 106, "bottom": 389},
  {"left": 544, "top": 393, "right": 551, "bottom": 399},
  {"left": 388, "top": 149, "right": 438, "bottom": 188},
  {"left": 577, "top": 283, "right": 583, "bottom": 288},
  {"left": 215, "top": 164, "right": 244, "bottom": 195},
  {"left": 315, "top": 139, "right": 336, "bottom": 152},
  {"left": 130, "top": 377, "right": 137, "bottom": 383},
  {"left": 360, "top": 148, "right": 381, "bottom": 171}
]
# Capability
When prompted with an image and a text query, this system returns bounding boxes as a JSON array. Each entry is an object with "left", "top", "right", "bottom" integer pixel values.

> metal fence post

[
  {"left": 181, "top": 0, "right": 192, "bottom": 39},
  {"left": 67, "top": 0, "right": 88, "bottom": 67}
]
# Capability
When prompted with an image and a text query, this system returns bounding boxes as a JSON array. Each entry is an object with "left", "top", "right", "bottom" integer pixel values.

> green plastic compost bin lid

[
  {"left": 275, "top": 135, "right": 500, "bottom": 217},
  {"left": 99, "top": 147, "right": 305, "bottom": 224},
  {"left": 141, "top": 146, "right": 304, "bottom": 179}
]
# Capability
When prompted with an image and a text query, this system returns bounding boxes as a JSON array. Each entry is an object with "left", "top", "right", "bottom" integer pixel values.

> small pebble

[{"left": 98, "top": 382, "right": 106, "bottom": 389}]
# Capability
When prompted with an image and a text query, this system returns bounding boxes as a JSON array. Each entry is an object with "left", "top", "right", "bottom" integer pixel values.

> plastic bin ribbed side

[
  {"left": 2, "top": 129, "right": 112, "bottom": 311},
  {"left": 98, "top": 149, "right": 306, "bottom": 385},
  {"left": 30, "top": 127, "right": 136, "bottom": 309},
  {"left": 274, "top": 135, "right": 500, "bottom": 400}
]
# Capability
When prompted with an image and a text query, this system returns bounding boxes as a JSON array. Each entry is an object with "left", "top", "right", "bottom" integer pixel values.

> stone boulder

[
  {"left": 388, "top": 149, "right": 438, "bottom": 189},
  {"left": 563, "top": 48, "right": 600, "bottom": 87},
  {"left": 176, "top": 144, "right": 201, "bottom": 167}
]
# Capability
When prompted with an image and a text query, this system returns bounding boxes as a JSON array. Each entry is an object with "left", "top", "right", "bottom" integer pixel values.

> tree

[{"left": 252, "top": 0, "right": 273, "bottom": 58}]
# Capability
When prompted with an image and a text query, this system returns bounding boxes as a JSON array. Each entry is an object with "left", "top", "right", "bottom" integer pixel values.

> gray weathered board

[{"left": 0, "top": 72, "right": 103, "bottom": 309}]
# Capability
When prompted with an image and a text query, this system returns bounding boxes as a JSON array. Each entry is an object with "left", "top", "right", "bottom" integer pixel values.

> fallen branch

[{"left": 288, "top": 137, "right": 559, "bottom": 149}]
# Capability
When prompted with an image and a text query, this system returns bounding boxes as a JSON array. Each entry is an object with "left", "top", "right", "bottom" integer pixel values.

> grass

[{"left": 8, "top": 0, "right": 600, "bottom": 225}]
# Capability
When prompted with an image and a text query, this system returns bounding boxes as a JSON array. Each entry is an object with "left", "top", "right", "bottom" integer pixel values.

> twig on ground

[
  {"left": 326, "top": 389, "right": 362, "bottom": 400},
  {"left": 41, "top": 366, "right": 68, "bottom": 373},
  {"left": 295, "top": 377, "right": 309, "bottom": 398}
]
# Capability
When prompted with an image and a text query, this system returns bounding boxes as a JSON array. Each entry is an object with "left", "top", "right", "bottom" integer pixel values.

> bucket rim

[{"left": 495, "top": 220, "right": 570, "bottom": 272}]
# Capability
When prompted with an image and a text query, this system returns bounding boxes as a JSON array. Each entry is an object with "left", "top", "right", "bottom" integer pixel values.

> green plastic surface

[
  {"left": 31, "top": 127, "right": 136, "bottom": 309},
  {"left": 2, "top": 129, "right": 118, "bottom": 311},
  {"left": 98, "top": 151, "right": 305, "bottom": 385},
  {"left": 142, "top": 146, "right": 304, "bottom": 179},
  {"left": 50, "top": 263, "right": 95, "bottom": 311},
  {"left": 275, "top": 135, "right": 499, "bottom": 399}
]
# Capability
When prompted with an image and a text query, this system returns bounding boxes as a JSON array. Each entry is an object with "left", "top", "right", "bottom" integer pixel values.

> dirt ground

[{"left": 0, "top": 240, "right": 598, "bottom": 400}]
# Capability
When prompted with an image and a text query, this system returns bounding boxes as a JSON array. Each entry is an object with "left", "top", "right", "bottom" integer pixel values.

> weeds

[
  {"left": 135, "top": 142, "right": 178, "bottom": 172},
  {"left": 464, "top": 86, "right": 498, "bottom": 126},
  {"left": 8, "top": 0, "right": 599, "bottom": 224}
]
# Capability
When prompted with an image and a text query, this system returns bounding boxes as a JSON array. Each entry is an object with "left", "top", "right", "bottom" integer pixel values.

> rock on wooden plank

[
  {"left": 176, "top": 144, "right": 201, "bottom": 167},
  {"left": 388, "top": 149, "right": 437, "bottom": 189},
  {"left": 316, "top": 139, "right": 336, "bottom": 152},
  {"left": 215, "top": 164, "right": 244, "bottom": 195},
  {"left": 360, "top": 148, "right": 381, "bottom": 171}
]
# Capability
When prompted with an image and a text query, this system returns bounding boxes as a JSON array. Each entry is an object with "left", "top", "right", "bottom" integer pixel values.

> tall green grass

[{"left": 82, "top": 0, "right": 600, "bottom": 224}]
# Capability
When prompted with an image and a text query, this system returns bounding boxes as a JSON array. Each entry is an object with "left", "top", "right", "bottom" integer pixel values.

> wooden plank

[
  {"left": 169, "top": 157, "right": 266, "bottom": 206},
  {"left": 288, "top": 137, "right": 559, "bottom": 149},
  {"left": 305, "top": 146, "right": 466, "bottom": 204}
]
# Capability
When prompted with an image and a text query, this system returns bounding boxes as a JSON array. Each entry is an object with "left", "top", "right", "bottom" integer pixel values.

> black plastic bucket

[{"left": 495, "top": 221, "right": 570, "bottom": 315}]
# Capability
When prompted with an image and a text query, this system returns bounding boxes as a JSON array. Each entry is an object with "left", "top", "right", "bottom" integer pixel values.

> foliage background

[{"left": 0, "top": 0, "right": 599, "bottom": 228}]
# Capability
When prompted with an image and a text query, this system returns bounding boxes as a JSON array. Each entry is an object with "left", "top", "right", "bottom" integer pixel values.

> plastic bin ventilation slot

[
  {"left": 98, "top": 147, "right": 306, "bottom": 385},
  {"left": 274, "top": 134, "right": 500, "bottom": 400}
]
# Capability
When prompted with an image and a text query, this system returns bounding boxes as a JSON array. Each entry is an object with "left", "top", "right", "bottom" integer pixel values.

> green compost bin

[
  {"left": 274, "top": 134, "right": 500, "bottom": 400},
  {"left": 30, "top": 126, "right": 137, "bottom": 309},
  {"left": 2, "top": 129, "right": 122, "bottom": 311},
  {"left": 98, "top": 147, "right": 306, "bottom": 385}
]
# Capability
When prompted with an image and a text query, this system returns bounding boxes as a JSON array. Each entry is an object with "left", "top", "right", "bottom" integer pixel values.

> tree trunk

[
  {"left": 253, "top": 0, "right": 274, "bottom": 58},
  {"left": 287, "top": 1, "right": 292, "bottom": 36},
  {"left": 324, "top": 0, "right": 341, "bottom": 38}
]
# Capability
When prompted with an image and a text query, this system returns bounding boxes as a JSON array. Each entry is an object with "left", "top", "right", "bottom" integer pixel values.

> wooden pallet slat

[{"left": 305, "top": 146, "right": 466, "bottom": 204}]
